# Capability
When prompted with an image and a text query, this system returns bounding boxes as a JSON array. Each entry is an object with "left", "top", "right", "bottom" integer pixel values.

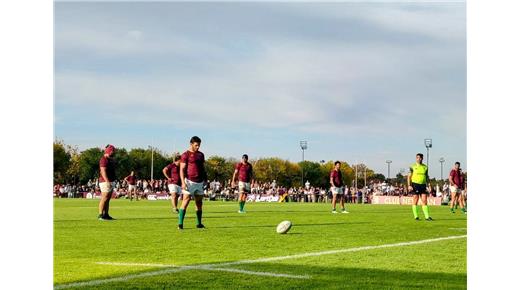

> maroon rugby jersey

[
  {"left": 181, "top": 150, "right": 206, "bottom": 183},
  {"left": 99, "top": 156, "right": 116, "bottom": 183},
  {"left": 330, "top": 169, "right": 343, "bottom": 187},
  {"left": 165, "top": 163, "right": 181, "bottom": 185},
  {"left": 125, "top": 175, "right": 136, "bottom": 185},
  {"left": 450, "top": 169, "right": 464, "bottom": 187},
  {"left": 236, "top": 162, "right": 253, "bottom": 183}
]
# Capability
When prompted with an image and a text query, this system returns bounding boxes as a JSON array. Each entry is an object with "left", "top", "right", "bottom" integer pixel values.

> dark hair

[
  {"left": 242, "top": 154, "right": 248, "bottom": 160},
  {"left": 174, "top": 154, "right": 181, "bottom": 161},
  {"left": 416, "top": 153, "right": 424, "bottom": 158},
  {"left": 190, "top": 136, "right": 201, "bottom": 144},
  {"left": 455, "top": 161, "right": 460, "bottom": 166},
  {"left": 334, "top": 161, "right": 341, "bottom": 166}
]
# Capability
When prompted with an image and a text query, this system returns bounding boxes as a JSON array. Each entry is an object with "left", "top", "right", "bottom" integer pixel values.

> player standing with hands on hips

[
  {"left": 163, "top": 153, "right": 182, "bottom": 213},
  {"left": 408, "top": 153, "right": 433, "bottom": 221},
  {"left": 178, "top": 136, "right": 207, "bottom": 230}
]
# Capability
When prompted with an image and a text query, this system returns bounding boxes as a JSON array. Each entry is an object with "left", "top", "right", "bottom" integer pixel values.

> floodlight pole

[
  {"left": 386, "top": 160, "right": 392, "bottom": 181},
  {"left": 149, "top": 146, "right": 154, "bottom": 181},
  {"left": 424, "top": 138, "right": 432, "bottom": 168},
  {"left": 439, "top": 157, "right": 445, "bottom": 181},
  {"left": 300, "top": 141, "right": 307, "bottom": 187}
]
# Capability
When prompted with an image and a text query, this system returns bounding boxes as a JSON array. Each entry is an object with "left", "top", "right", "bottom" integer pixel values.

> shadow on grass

[{"left": 55, "top": 262, "right": 466, "bottom": 289}]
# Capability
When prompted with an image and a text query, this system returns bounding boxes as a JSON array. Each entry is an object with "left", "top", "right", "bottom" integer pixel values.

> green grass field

[{"left": 54, "top": 199, "right": 467, "bottom": 289}]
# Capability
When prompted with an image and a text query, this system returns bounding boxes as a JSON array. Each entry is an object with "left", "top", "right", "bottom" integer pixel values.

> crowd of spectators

[
  {"left": 53, "top": 178, "right": 460, "bottom": 205},
  {"left": 53, "top": 178, "right": 372, "bottom": 204}
]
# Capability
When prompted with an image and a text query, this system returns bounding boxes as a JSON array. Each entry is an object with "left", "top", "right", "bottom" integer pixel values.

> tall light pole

[
  {"left": 149, "top": 146, "right": 154, "bottom": 181},
  {"left": 439, "top": 157, "right": 445, "bottom": 181},
  {"left": 386, "top": 160, "right": 392, "bottom": 181},
  {"left": 355, "top": 162, "right": 358, "bottom": 189},
  {"left": 364, "top": 165, "right": 367, "bottom": 188},
  {"left": 424, "top": 138, "right": 432, "bottom": 168},
  {"left": 300, "top": 141, "right": 307, "bottom": 187}
]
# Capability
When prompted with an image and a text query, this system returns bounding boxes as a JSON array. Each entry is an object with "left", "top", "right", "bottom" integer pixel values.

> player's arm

[
  {"left": 231, "top": 169, "right": 238, "bottom": 187},
  {"left": 100, "top": 166, "right": 110, "bottom": 183},
  {"left": 425, "top": 168, "right": 430, "bottom": 184},
  {"left": 162, "top": 166, "right": 170, "bottom": 181},
  {"left": 202, "top": 160, "right": 208, "bottom": 184},
  {"left": 180, "top": 162, "right": 187, "bottom": 190},
  {"left": 449, "top": 172, "right": 456, "bottom": 187},
  {"left": 407, "top": 168, "right": 413, "bottom": 191},
  {"left": 329, "top": 173, "right": 335, "bottom": 187}
]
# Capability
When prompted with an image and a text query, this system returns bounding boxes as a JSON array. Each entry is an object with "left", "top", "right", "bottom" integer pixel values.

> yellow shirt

[{"left": 410, "top": 163, "right": 428, "bottom": 185}]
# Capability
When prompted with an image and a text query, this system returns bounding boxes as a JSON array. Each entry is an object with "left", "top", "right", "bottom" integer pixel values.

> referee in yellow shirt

[{"left": 407, "top": 153, "right": 433, "bottom": 221}]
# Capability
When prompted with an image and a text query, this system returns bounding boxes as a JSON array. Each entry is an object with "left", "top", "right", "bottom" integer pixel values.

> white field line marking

[
  {"left": 55, "top": 235, "right": 466, "bottom": 289},
  {"left": 96, "top": 262, "right": 175, "bottom": 268},
  {"left": 213, "top": 234, "right": 467, "bottom": 267},
  {"left": 205, "top": 267, "right": 310, "bottom": 279},
  {"left": 93, "top": 262, "right": 309, "bottom": 279}
]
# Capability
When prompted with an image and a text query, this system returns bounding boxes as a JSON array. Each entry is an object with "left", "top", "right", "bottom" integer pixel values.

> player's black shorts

[{"left": 411, "top": 183, "right": 427, "bottom": 195}]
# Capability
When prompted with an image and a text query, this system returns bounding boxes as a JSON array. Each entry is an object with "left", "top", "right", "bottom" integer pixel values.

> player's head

[
  {"left": 455, "top": 161, "right": 460, "bottom": 169},
  {"left": 334, "top": 161, "right": 341, "bottom": 169},
  {"left": 189, "top": 136, "right": 201, "bottom": 151},
  {"left": 242, "top": 154, "right": 248, "bottom": 162},
  {"left": 104, "top": 144, "right": 116, "bottom": 157},
  {"left": 174, "top": 153, "right": 181, "bottom": 163},
  {"left": 416, "top": 153, "right": 423, "bottom": 163}
]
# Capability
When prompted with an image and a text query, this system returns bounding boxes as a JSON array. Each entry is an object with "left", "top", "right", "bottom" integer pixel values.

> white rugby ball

[{"left": 276, "top": 220, "right": 292, "bottom": 234}]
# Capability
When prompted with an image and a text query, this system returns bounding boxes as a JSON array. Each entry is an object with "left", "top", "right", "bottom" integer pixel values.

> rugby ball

[{"left": 276, "top": 220, "right": 292, "bottom": 234}]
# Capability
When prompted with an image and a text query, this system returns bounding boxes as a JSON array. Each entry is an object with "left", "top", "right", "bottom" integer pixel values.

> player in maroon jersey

[
  {"left": 232, "top": 154, "right": 254, "bottom": 213},
  {"left": 163, "top": 153, "right": 182, "bottom": 213},
  {"left": 330, "top": 161, "right": 348, "bottom": 214},
  {"left": 178, "top": 136, "right": 207, "bottom": 229},
  {"left": 124, "top": 171, "right": 138, "bottom": 201},
  {"left": 98, "top": 144, "right": 116, "bottom": 220},
  {"left": 449, "top": 162, "right": 467, "bottom": 214}
]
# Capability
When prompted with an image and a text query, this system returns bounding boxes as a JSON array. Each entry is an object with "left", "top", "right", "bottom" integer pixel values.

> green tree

[
  {"left": 65, "top": 145, "right": 80, "bottom": 184},
  {"left": 206, "top": 156, "right": 236, "bottom": 184},
  {"left": 53, "top": 141, "right": 71, "bottom": 184},
  {"left": 77, "top": 147, "right": 103, "bottom": 184},
  {"left": 113, "top": 148, "right": 133, "bottom": 180},
  {"left": 298, "top": 161, "right": 322, "bottom": 188},
  {"left": 370, "top": 173, "right": 386, "bottom": 183}
]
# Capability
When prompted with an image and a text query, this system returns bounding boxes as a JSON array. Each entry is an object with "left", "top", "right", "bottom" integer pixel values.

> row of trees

[{"left": 54, "top": 141, "right": 385, "bottom": 188}]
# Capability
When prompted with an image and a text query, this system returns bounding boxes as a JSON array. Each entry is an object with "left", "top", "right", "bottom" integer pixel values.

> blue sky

[{"left": 54, "top": 1, "right": 466, "bottom": 178}]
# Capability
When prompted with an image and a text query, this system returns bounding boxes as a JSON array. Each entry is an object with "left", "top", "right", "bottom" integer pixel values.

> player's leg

[
  {"left": 195, "top": 183, "right": 204, "bottom": 229},
  {"left": 421, "top": 193, "right": 432, "bottom": 220},
  {"left": 104, "top": 184, "right": 114, "bottom": 219},
  {"left": 340, "top": 188, "right": 348, "bottom": 213},
  {"left": 458, "top": 191, "right": 467, "bottom": 213},
  {"left": 449, "top": 188, "right": 457, "bottom": 213},
  {"left": 331, "top": 189, "right": 338, "bottom": 213},
  {"left": 173, "top": 192, "right": 179, "bottom": 212},
  {"left": 412, "top": 191, "right": 420, "bottom": 220},
  {"left": 238, "top": 193, "right": 245, "bottom": 213},
  {"left": 238, "top": 182, "right": 245, "bottom": 213},
  {"left": 178, "top": 193, "right": 191, "bottom": 229},
  {"left": 98, "top": 191, "right": 109, "bottom": 220},
  {"left": 168, "top": 184, "right": 177, "bottom": 212}
]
